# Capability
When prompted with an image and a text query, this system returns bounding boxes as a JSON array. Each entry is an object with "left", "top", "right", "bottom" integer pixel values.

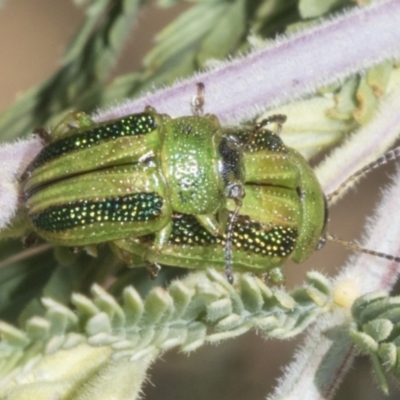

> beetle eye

[{"left": 225, "top": 183, "right": 245, "bottom": 201}]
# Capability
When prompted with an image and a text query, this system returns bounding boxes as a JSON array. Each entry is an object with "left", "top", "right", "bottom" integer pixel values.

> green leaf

[
  {"left": 0, "top": 0, "right": 145, "bottom": 142},
  {"left": 298, "top": 0, "right": 348, "bottom": 19},
  {"left": 197, "top": 0, "right": 246, "bottom": 64},
  {"left": 362, "top": 319, "right": 393, "bottom": 342}
]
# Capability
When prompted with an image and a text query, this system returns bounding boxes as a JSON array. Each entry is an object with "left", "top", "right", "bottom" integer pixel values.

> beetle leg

[
  {"left": 112, "top": 222, "right": 173, "bottom": 268},
  {"left": 196, "top": 214, "right": 223, "bottom": 237},
  {"left": 83, "top": 245, "right": 98, "bottom": 258},
  {"left": 112, "top": 239, "right": 164, "bottom": 277},
  {"left": 50, "top": 112, "right": 94, "bottom": 141},
  {"left": 262, "top": 266, "right": 285, "bottom": 285},
  {"left": 145, "top": 261, "right": 162, "bottom": 279},
  {"left": 22, "top": 232, "right": 38, "bottom": 248},
  {"left": 110, "top": 239, "right": 146, "bottom": 267},
  {"left": 32, "top": 127, "right": 51, "bottom": 144},
  {"left": 256, "top": 114, "right": 287, "bottom": 135},
  {"left": 66, "top": 245, "right": 98, "bottom": 258},
  {"left": 144, "top": 105, "right": 157, "bottom": 113},
  {"left": 153, "top": 221, "right": 173, "bottom": 250}
]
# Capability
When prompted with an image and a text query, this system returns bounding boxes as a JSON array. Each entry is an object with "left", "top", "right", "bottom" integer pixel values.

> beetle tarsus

[
  {"left": 33, "top": 127, "right": 51, "bottom": 143},
  {"left": 225, "top": 270, "right": 234, "bottom": 284},
  {"left": 146, "top": 262, "right": 161, "bottom": 280}
]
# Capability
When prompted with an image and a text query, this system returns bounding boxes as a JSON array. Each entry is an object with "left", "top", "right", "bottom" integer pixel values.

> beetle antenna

[
  {"left": 191, "top": 82, "right": 205, "bottom": 116},
  {"left": 224, "top": 200, "right": 242, "bottom": 284},
  {"left": 256, "top": 114, "right": 287, "bottom": 135},
  {"left": 327, "top": 233, "right": 400, "bottom": 263},
  {"left": 327, "top": 146, "right": 400, "bottom": 204},
  {"left": 224, "top": 184, "right": 245, "bottom": 284},
  {"left": 243, "top": 114, "right": 287, "bottom": 150}
]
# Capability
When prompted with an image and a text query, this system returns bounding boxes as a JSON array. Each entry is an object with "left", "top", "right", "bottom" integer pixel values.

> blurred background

[{"left": 0, "top": 1, "right": 399, "bottom": 399}]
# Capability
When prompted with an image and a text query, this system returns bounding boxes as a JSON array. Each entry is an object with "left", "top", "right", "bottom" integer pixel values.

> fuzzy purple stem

[{"left": 95, "top": 0, "right": 400, "bottom": 125}]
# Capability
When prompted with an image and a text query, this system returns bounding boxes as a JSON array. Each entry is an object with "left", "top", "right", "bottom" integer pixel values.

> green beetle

[{"left": 20, "top": 107, "right": 327, "bottom": 283}]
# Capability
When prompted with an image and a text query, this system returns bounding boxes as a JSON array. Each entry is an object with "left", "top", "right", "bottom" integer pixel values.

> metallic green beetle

[{"left": 20, "top": 107, "right": 327, "bottom": 283}]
